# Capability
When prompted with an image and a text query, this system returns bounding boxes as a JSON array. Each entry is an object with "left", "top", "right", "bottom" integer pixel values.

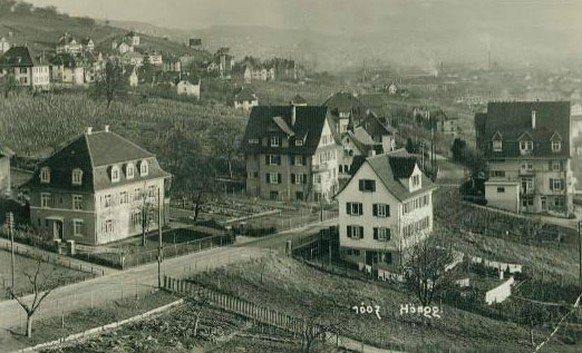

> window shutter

[
  {"left": 358, "top": 203, "right": 363, "bottom": 215},
  {"left": 359, "top": 180, "right": 364, "bottom": 191},
  {"left": 347, "top": 225, "right": 352, "bottom": 238},
  {"left": 277, "top": 173, "right": 282, "bottom": 183},
  {"left": 373, "top": 227, "right": 378, "bottom": 240},
  {"left": 302, "top": 174, "right": 307, "bottom": 184},
  {"left": 302, "top": 156, "right": 307, "bottom": 165},
  {"left": 386, "top": 205, "right": 390, "bottom": 217},
  {"left": 359, "top": 226, "right": 364, "bottom": 237},
  {"left": 291, "top": 174, "right": 296, "bottom": 184},
  {"left": 277, "top": 155, "right": 281, "bottom": 165},
  {"left": 386, "top": 229, "right": 391, "bottom": 241},
  {"left": 266, "top": 173, "right": 269, "bottom": 183},
  {"left": 346, "top": 203, "right": 351, "bottom": 215},
  {"left": 373, "top": 204, "right": 378, "bottom": 216},
  {"left": 549, "top": 178, "right": 554, "bottom": 191},
  {"left": 265, "top": 155, "right": 269, "bottom": 164}
]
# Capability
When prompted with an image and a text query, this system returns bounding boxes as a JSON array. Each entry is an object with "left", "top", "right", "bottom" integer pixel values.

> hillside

[{"left": 0, "top": 5, "right": 210, "bottom": 60}]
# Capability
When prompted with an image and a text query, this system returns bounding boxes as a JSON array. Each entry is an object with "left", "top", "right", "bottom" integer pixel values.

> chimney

[
  {"left": 531, "top": 110, "right": 536, "bottom": 129},
  {"left": 86, "top": 127, "right": 93, "bottom": 135},
  {"left": 291, "top": 104, "right": 297, "bottom": 126},
  {"left": 104, "top": 125, "right": 110, "bottom": 132}
]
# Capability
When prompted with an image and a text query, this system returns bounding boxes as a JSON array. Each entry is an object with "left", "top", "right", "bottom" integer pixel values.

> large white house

[{"left": 336, "top": 149, "right": 437, "bottom": 271}]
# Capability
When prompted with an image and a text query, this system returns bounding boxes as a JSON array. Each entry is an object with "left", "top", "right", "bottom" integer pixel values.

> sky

[{"left": 25, "top": 0, "right": 582, "bottom": 33}]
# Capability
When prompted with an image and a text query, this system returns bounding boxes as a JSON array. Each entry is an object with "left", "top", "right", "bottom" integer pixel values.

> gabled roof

[
  {"left": 57, "top": 34, "right": 76, "bottom": 46},
  {"left": 291, "top": 94, "right": 307, "bottom": 105},
  {"left": 337, "top": 149, "right": 436, "bottom": 201},
  {"left": 323, "top": 91, "right": 367, "bottom": 115},
  {"left": 491, "top": 131, "right": 503, "bottom": 141},
  {"left": 475, "top": 101, "right": 571, "bottom": 158},
  {"left": 0, "top": 46, "right": 46, "bottom": 67},
  {"left": 241, "top": 106, "right": 331, "bottom": 156},
  {"left": 550, "top": 131, "right": 562, "bottom": 141},
  {"left": 235, "top": 86, "right": 258, "bottom": 102}
]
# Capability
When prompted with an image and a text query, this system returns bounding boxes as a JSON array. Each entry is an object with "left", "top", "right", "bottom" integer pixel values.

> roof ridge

[
  {"left": 108, "top": 131, "right": 155, "bottom": 157},
  {"left": 83, "top": 133, "right": 97, "bottom": 191}
]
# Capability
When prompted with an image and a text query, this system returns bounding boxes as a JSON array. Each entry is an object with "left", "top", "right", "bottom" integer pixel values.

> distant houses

[
  {"left": 233, "top": 86, "right": 259, "bottom": 110},
  {"left": 175, "top": 76, "right": 200, "bottom": 99},
  {"left": 0, "top": 37, "right": 10, "bottom": 54},
  {"left": 0, "top": 46, "right": 50, "bottom": 91}
]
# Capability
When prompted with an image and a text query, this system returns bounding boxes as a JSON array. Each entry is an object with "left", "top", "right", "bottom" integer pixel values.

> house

[
  {"left": 175, "top": 76, "right": 200, "bottom": 99},
  {"left": 56, "top": 33, "right": 82, "bottom": 55},
  {"left": 145, "top": 50, "right": 163, "bottom": 66},
  {"left": 82, "top": 51, "right": 104, "bottom": 84},
  {"left": 271, "top": 58, "right": 298, "bottom": 81},
  {"left": 338, "top": 126, "right": 383, "bottom": 183},
  {"left": 0, "top": 37, "right": 10, "bottom": 54},
  {"left": 212, "top": 48, "right": 234, "bottom": 78},
  {"left": 475, "top": 101, "right": 573, "bottom": 215},
  {"left": 386, "top": 82, "right": 398, "bottom": 95},
  {"left": 241, "top": 104, "right": 342, "bottom": 202},
  {"left": 432, "top": 111, "right": 458, "bottom": 135},
  {"left": 0, "top": 46, "right": 50, "bottom": 91},
  {"left": 50, "top": 54, "right": 85, "bottom": 85},
  {"left": 162, "top": 56, "right": 181, "bottom": 72},
  {"left": 336, "top": 149, "right": 436, "bottom": 271},
  {"left": 24, "top": 126, "right": 171, "bottom": 245},
  {"left": 323, "top": 91, "right": 369, "bottom": 133},
  {"left": 126, "top": 31, "right": 140, "bottom": 46},
  {"left": 0, "top": 143, "right": 14, "bottom": 195},
  {"left": 80, "top": 37, "right": 94, "bottom": 52},
  {"left": 121, "top": 52, "right": 144, "bottom": 67},
  {"left": 234, "top": 86, "right": 259, "bottom": 111},
  {"left": 114, "top": 41, "right": 134, "bottom": 55}
]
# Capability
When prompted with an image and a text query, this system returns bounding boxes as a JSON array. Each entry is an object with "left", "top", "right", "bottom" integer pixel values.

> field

[{"left": 0, "top": 250, "right": 89, "bottom": 299}]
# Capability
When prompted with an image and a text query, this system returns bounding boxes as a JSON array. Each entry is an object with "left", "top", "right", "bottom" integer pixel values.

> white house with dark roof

[
  {"left": 336, "top": 149, "right": 437, "bottom": 271},
  {"left": 475, "top": 101, "right": 573, "bottom": 215},
  {"left": 234, "top": 86, "right": 259, "bottom": 111},
  {"left": 0, "top": 46, "right": 50, "bottom": 90},
  {"left": 24, "top": 126, "right": 171, "bottom": 245},
  {"left": 176, "top": 76, "right": 200, "bottom": 99}
]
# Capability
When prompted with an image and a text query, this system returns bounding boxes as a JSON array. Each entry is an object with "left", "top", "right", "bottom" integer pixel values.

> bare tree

[
  {"left": 94, "top": 58, "right": 127, "bottom": 108},
  {"left": 184, "top": 295, "right": 209, "bottom": 337},
  {"left": 401, "top": 235, "right": 454, "bottom": 306},
  {"left": 3, "top": 257, "right": 60, "bottom": 338},
  {"left": 136, "top": 185, "right": 157, "bottom": 246}
]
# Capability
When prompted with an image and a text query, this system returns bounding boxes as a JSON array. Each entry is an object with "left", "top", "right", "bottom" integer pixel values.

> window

[
  {"left": 373, "top": 204, "right": 390, "bottom": 217},
  {"left": 126, "top": 163, "right": 135, "bottom": 179},
  {"left": 551, "top": 161, "right": 562, "bottom": 172},
  {"left": 248, "top": 138, "right": 259, "bottom": 144},
  {"left": 148, "top": 185, "right": 156, "bottom": 197},
  {"left": 291, "top": 174, "right": 304, "bottom": 185},
  {"left": 346, "top": 249, "right": 361, "bottom": 256},
  {"left": 104, "top": 194, "right": 112, "bottom": 208},
  {"left": 20, "top": 77, "right": 27, "bottom": 84},
  {"left": 497, "top": 187, "right": 505, "bottom": 193},
  {"left": 111, "top": 166, "right": 120, "bottom": 182},
  {"left": 104, "top": 219, "right": 114, "bottom": 233},
  {"left": 373, "top": 227, "right": 391, "bottom": 241},
  {"left": 72, "top": 169, "right": 83, "bottom": 185},
  {"left": 492, "top": 140, "right": 502, "bottom": 152},
  {"left": 270, "top": 136, "right": 280, "bottom": 147},
  {"left": 131, "top": 211, "right": 141, "bottom": 228},
  {"left": 550, "top": 178, "right": 564, "bottom": 191},
  {"left": 358, "top": 179, "right": 376, "bottom": 192},
  {"left": 20, "top": 67, "right": 28, "bottom": 74},
  {"left": 72, "top": 195, "right": 83, "bottom": 210},
  {"left": 346, "top": 202, "right": 363, "bottom": 216},
  {"left": 293, "top": 155, "right": 304, "bottom": 166},
  {"left": 295, "top": 139, "right": 303, "bottom": 146},
  {"left": 554, "top": 197, "right": 565, "bottom": 207},
  {"left": 490, "top": 170, "right": 506, "bottom": 178},
  {"left": 383, "top": 252, "right": 393, "bottom": 264},
  {"left": 521, "top": 162, "right": 533, "bottom": 171},
  {"left": 140, "top": 160, "right": 149, "bottom": 176},
  {"left": 520, "top": 141, "right": 533, "bottom": 153},
  {"left": 347, "top": 225, "right": 364, "bottom": 239},
  {"left": 412, "top": 175, "right": 420, "bottom": 187},
  {"left": 552, "top": 141, "right": 561, "bottom": 152},
  {"left": 313, "top": 174, "right": 321, "bottom": 184},
  {"left": 41, "top": 193, "right": 51, "bottom": 208},
  {"left": 267, "top": 172, "right": 280, "bottom": 184},
  {"left": 266, "top": 154, "right": 281, "bottom": 166},
  {"left": 40, "top": 167, "right": 51, "bottom": 184},
  {"left": 133, "top": 188, "right": 141, "bottom": 201},
  {"left": 120, "top": 191, "right": 128, "bottom": 204},
  {"left": 73, "top": 220, "right": 84, "bottom": 237}
]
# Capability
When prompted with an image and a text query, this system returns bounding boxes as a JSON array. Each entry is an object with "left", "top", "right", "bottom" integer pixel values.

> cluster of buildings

[{"left": 0, "top": 31, "right": 202, "bottom": 99}]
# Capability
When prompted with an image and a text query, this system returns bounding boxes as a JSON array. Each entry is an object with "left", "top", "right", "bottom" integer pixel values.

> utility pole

[
  {"left": 7, "top": 212, "right": 15, "bottom": 290},
  {"left": 157, "top": 188, "right": 163, "bottom": 288},
  {"left": 578, "top": 220, "right": 582, "bottom": 291}
]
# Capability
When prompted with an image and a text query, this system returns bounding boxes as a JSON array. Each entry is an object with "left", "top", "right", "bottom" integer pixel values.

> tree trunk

[{"left": 26, "top": 315, "right": 33, "bottom": 338}]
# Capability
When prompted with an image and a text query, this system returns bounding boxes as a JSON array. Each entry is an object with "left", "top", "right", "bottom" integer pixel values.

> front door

[{"left": 53, "top": 221, "right": 64, "bottom": 240}]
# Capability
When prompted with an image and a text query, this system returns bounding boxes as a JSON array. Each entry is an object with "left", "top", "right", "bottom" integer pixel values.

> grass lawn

[
  {"left": 189, "top": 254, "right": 540, "bottom": 353},
  {"left": 0, "top": 250, "right": 90, "bottom": 300}
]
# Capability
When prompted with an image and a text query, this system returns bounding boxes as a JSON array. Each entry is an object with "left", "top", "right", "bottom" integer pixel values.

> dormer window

[
  {"left": 270, "top": 136, "right": 280, "bottom": 147},
  {"left": 492, "top": 140, "right": 502, "bottom": 152},
  {"left": 412, "top": 175, "right": 420, "bottom": 187},
  {"left": 72, "top": 168, "right": 83, "bottom": 185},
  {"left": 140, "top": 160, "right": 149, "bottom": 176},
  {"left": 295, "top": 139, "right": 303, "bottom": 146},
  {"left": 552, "top": 141, "right": 561, "bottom": 152},
  {"left": 519, "top": 141, "right": 533, "bottom": 154},
  {"left": 111, "top": 166, "right": 120, "bottom": 182},
  {"left": 126, "top": 163, "right": 135, "bottom": 179},
  {"left": 40, "top": 167, "right": 51, "bottom": 184}
]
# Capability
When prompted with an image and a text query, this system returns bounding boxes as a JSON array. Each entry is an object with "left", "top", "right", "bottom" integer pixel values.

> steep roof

[
  {"left": 291, "top": 94, "right": 307, "bottom": 105},
  {"left": 323, "top": 91, "right": 367, "bottom": 115},
  {"left": 0, "top": 46, "right": 46, "bottom": 67},
  {"left": 475, "top": 101, "right": 571, "bottom": 158},
  {"left": 241, "top": 106, "right": 331, "bottom": 156},
  {"left": 235, "top": 86, "right": 258, "bottom": 102},
  {"left": 24, "top": 130, "right": 169, "bottom": 192}
]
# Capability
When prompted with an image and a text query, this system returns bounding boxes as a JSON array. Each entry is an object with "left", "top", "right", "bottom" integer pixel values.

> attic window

[
  {"left": 72, "top": 168, "right": 83, "bottom": 185},
  {"left": 111, "top": 166, "right": 120, "bottom": 183},
  {"left": 492, "top": 140, "right": 502, "bottom": 152},
  {"left": 126, "top": 163, "right": 135, "bottom": 179},
  {"left": 140, "top": 160, "right": 149, "bottom": 176},
  {"left": 295, "top": 139, "right": 303, "bottom": 146},
  {"left": 270, "top": 136, "right": 280, "bottom": 147},
  {"left": 40, "top": 167, "right": 51, "bottom": 184},
  {"left": 552, "top": 141, "right": 561, "bottom": 152},
  {"left": 519, "top": 141, "right": 533, "bottom": 153},
  {"left": 359, "top": 179, "right": 376, "bottom": 192}
]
